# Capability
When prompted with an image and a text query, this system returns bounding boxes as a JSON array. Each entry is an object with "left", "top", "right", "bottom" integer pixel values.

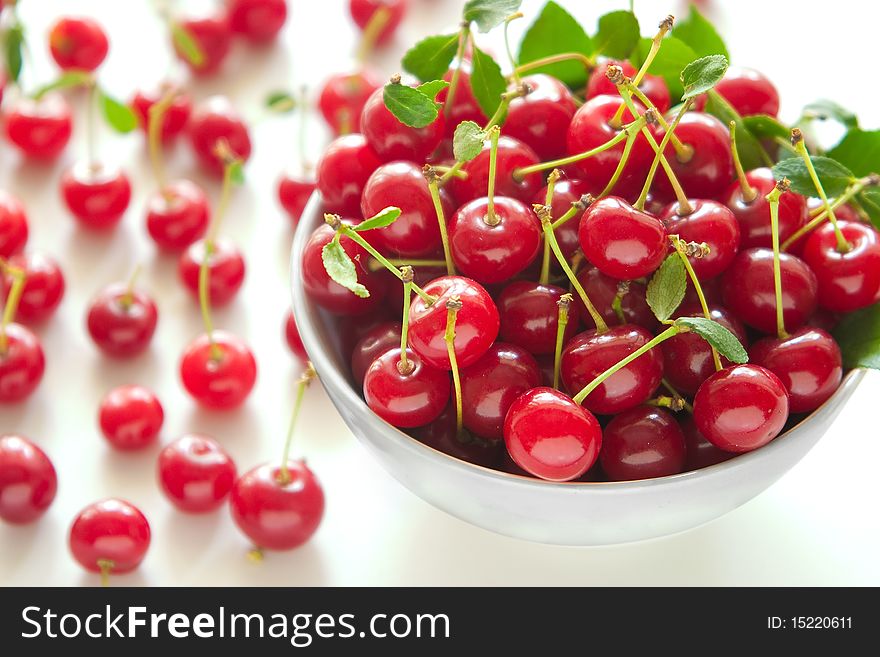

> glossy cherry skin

[
  {"left": 413, "top": 406, "right": 502, "bottom": 468},
  {"left": 722, "top": 248, "right": 818, "bottom": 335},
  {"left": 693, "top": 364, "right": 789, "bottom": 453},
  {"left": 5, "top": 94, "right": 73, "bottom": 159},
  {"left": 532, "top": 177, "right": 590, "bottom": 258},
  {"left": 802, "top": 220, "right": 880, "bottom": 313},
  {"left": 575, "top": 266, "right": 657, "bottom": 331},
  {"left": 363, "top": 348, "right": 449, "bottom": 428},
  {"left": 361, "top": 161, "right": 451, "bottom": 257},
  {"left": 230, "top": 461, "right": 324, "bottom": 551},
  {"left": 505, "top": 74, "right": 579, "bottom": 160},
  {"left": 145, "top": 180, "right": 210, "bottom": 250},
  {"left": 69, "top": 499, "right": 150, "bottom": 574},
  {"left": 188, "top": 96, "right": 252, "bottom": 176},
  {"left": 178, "top": 238, "right": 246, "bottom": 306},
  {"left": 173, "top": 13, "right": 232, "bottom": 75},
  {"left": 601, "top": 406, "right": 686, "bottom": 481},
  {"left": 301, "top": 222, "right": 386, "bottom": 315},
  {"left": 660, "top": 199, "right": 740, "bottom": 280},
  {"left": 60, "top": 162, "right": 131, "bottom": 229},
  {"left": 86, "top": 283, "right": 158, "bottom": 358},
  {"left": 285, "top": 310, "right": 308, "bottom": 362},
  {"left": 439, "top": 62, "right": 487, "bottom": 138},
  {"left": 318, "top": 70, "right": 381, "bottom": 135},
  {"left": 680, "top": 415, "right": 733, "bottom": 471},
  {"left": 158, "top": 434, "right": 237, "bottom": 513},
  {"left": 277, "top": 172, "right": 316, "bottom": 227},
  {"left": 361, "top": 86, "right": 444, "bottom": 163},
  {"left": 448, "top": 196, "right": 542, "bottom": 284},
  {"left": 5, "top": 252, "right": 65, "bottom": 323},
  {"left": 579, "top": 196, "right": 667, "bottom": 280},
  {"left": 560, "top": 324, "right": 664, "bottom": 415},
  {"left": 0, "top": 324, "right": 45, "bottom": 402},
  {"left": 349, "top": 0, "right": 407, "bottom": 43},
  {"left": 131, "top": 84, "right": 192, "bottom": 142},
  {"left": 452, "top": 136, "right": 542, "bottom": 205},
  {"left": 504, "top": 387, "right": 602, "bottom": 482},
  {"left": 586, "top": 60, "right": 671, "bottom": 113},
  {"left": 228, "top": 0, "right": 287, "bottom": 42},
  {"left": 714, "top": 67, "right": 780, "bottom": 118},
  {"left": 0, "top": 191, "right": 28, "bottom": 258},
  {"left": 460, "top": 342, "right": 541, "bottom": 440},
  {"left": 48, "top": 17, "right": 109, "bottom": 71},
  {"left": 351, "top": 321, "right": 400, "bottom": 385},
  {"left": 98, "top": 385, "right": 164, "bottom": 451},
  {"left": 408, "top": 276, "right": 500, "bottom": 370},
  {"left": 315, "top": 134, "right": 382, "bottom": 215},
  {"left": 180, "top": 331, "right": 257, "bottom": 409},
  {"left": 497, "top": 281, "right": 581, "bottom": 356},
  {"left": 0, "top": 435, "right": 56, "bottom": 524},
  {"left": 750, "top": 327, "right": 842, "bottom": 414},
  {"left": 723, "top": 168, "right": 807, "bottom": 249}
]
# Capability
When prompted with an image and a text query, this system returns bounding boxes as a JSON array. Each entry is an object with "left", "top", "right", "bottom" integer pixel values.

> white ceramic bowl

[{"left": 291, "top": 194, "right": 866, "bottom": 546}]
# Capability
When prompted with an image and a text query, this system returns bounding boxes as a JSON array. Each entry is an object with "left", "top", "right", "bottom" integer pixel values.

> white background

[{"left": 1, "top": 0, "right": 878, "bottom": 586}]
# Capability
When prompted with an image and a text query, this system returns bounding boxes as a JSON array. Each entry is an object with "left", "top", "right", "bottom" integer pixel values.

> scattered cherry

[
  {"left": 0, "top": 435, "right": 57, "bottom": 524},
  {"left": 145, "top": 180, "right": 210, "bottom": 251},
  {"left": 227, "top": 0, "right": 288, "bottom": 42},
  {"left": 173, "top": 12, "right": 232, "bottom": 75},
  {"left": 601, "top": 406, "right": 686, "bottom": 481},
  {"left": 158, "top": 434, "right": 237, "bottom": 513},
  {"left": 5, "top": 253, "right": 65, "bottom": 323},
  {"left": 285, "top": 310, "right": 309, "bottom": 362},
  {"left": 5, "top": 94, "right": 73, "bottom": 159},
  {"left": 131, "top": 85, "right": 192, "bottom": 142},
  {"left": 349, "top": 0, "right": 407, "bottom": 44},
  {"left": 0, "top": 191, "right": 28, "bottom": 258},
  {"left": 86, "top": 283, "right": 158, "bottom": 358},
  {"left": 48, "top": 16, "right": 109, "bottom": 71},
  {"left": 60, "top": 162, "right": 132, "bottom": 230},
  {"left": 277, "top": 171, "right": 316, "bottom": 227},
  {"left": 69, "top": 499, "right": 150, "bottom": 574},
  {"left": 179, "top": 238, "right": 246, "bottom": 306},
  {"left": 98, "top": 385, "right": 164, "bottom": 451},
  {"left": 0, "top": 324, "right": 45, "bottom": 403},
  {"left": 188, "top": 96, "right": 252, "bottom": 176},
  {"left": 180, "top": 331, "right": 257, "bottom": 409}
]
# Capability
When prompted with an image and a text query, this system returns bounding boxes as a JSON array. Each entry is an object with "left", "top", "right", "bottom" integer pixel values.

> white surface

[{"left": 1, "top": 0, "right": 878, "bottom": 586}]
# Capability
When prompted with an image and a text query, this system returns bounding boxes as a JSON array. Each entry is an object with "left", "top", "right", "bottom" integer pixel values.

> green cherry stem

[
  {"left": 398, "top": 266, "right": 414, "bottom": 375},
  {"left": 119, "top": 264, "right": 143, "bottom": 310},
  {"left": 278, "top": 363, "right": 316, "bottom": 485},
  {"left": 423, "top": 166, "right": 456, "bottom": 275},
  {"left": 611, "top": 280, "right": 629, "bottom": 324},
  {"left": 553, "top": 293, "right": 572, "bottom": 390},
  {"left": 767, "top": 179, "right": 789, "bottom": 340},
  {"left": 485, "top": 126, "right": 501, "bottom": 226},
  {"left": 369, "top": 257, "right": 447, "bottom": 271},
  {"left": 85, "top": 80, "right": 99, "bottom": 170},
  {"left": 0, "top": 264, "right": 25, "bottom": 353},
  {"left": 147, "top": 88, "right": 177, "bottom": 193},
  {"left": 670, "top": 234, "right": 721, "bottom": 371},
  {"left": 661, "top": 378, "right": 694, "bottom": 413},
  {"left": 503, "top": 13, "right": 524, "bottom": 85},
  {"left": 444, "top": 23, "right": 471, "bottom": 120},
  {"left": 626, "top": 84, "right": 692, "bottom": 161},
  {"left": 729, "top": 120, "right": 757, "bottom": 202},
  {"left": 635, "top": 100, "right": 691, "bottom": 210},
  {"left": 646, "top": 395, "right": 688, "bottom": 412},
  {"left": 445, "top": 296, "right": 464, "bottom": 436},
  {"left": 539, "top": 169, "right": 562, "bottom": 286},
  {"left": 355, "top": 5, "right": 391, "bottom": 64},
  {"left": 551, "top": 195, "right": 592, "bottom": 230},
  {"left": 432, "top": 164, "right": 467, "bottom": 180},
  {"left": 514, "top": 52, "right": 594, "bottom": 78},
  {"left": 97, "top": 559, "right": 114, "bottom": 587}
]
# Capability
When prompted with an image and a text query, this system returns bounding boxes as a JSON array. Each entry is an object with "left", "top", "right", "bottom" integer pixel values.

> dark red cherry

[
  {"left": 230, "top": 461, "right": 324, "bottom": 550},
  {"left": 86, "top": 283, "right": 158, "bottom": 358},
  {"left": 178, "top": 238, "right": 246, "bottom": 306},
  {"left": 277, "top": 171, "right": 316, "bottom": 227},
  {"left": 693, "top": 364, "right": 789, "bottom": 453},
  {"left": 349, "top": 0, "right": 407, "bottom": 44},
  {"left": 227, "top": 0, "right": 287, "bottom": 42},
  {"left": 0, "top": 324, "right": 45, "bottom": 402},
  {"left": 68, "top": 499, "right": 150, "bottom": 574},
  {"left": 413, "top": 406, "right": 502, "bottom": 468},
  {"left": 660, "top": 199, "right": 740, "bottom": 279},
  {"left": 723, "top": 167, "right": 806, "bottom": 249},
  {"left": 505, "top": 74, "right": 578, "bottom": 160},
  {"left": 532, "top": 177, "right": 590, "bottom": 258},
  {"left": 680, "top": 415, "right": 733, "bottom": 471},
  {"left": 714, "top": 67, "right": 780, "bottom": 118},
  {"left": 60, "top": 162, "right": 131, "bottom": 230},
  {"left": 0, "top": 435, "right": 56, "bottom": 524},
  {"left": 802, "top": 220, "right": 880, "bottom": 313},
  {"left": 497, "top": 281, "right": 580, "bottom": 356},
  {"left": 173, "top": 12, "right": 232, "bottom": 75},
  {"left": 48, "top": 16, "right": 109, "bottom": 71},
  {"left": 586, "top": 60, "right": 671, "bottom": 113},
  {"left": 750, "top": 327, "right": 842, "bottom": 413},
  {"left": 504, "top": 387, "right": 602, "bottom": 482},
  {"left": 315, "top": 134, "right": 382, "bottom": 215},
  {"left": 361, "top": 86, "right": 444, "bottom": 163},
  {"left": 575, "top": 265, "right": 657, "bottom": 331},
  {"left": 439, "top": 62, "right": 487, "bottom": 138},
  {"left": 98, "top": 385, "right": 164, "bottom": 451},
  {"left": 285, "top": 310, "right": 308, "bottom": 362},
  {"left": 0, "top": 191, "right": 28, "bottom": 258},
  {"left": 145, "top": 179, "right": 210, "bottom": 250},
  {"left": 188, "top": 96, "right": 252, "bottom": 176},
  {"left": 5, "top": 94, "right": 72, "bottom": 159},
  {"left": 560, "top": 324, "right": 664, "bottom": 415},
  {"left": 5, "top": 252, "right": 65, "bottom": 323},
  {"left": 601, "top": 406, "right": 686, "bottom": 481},
  {"left": 452, "top": 136, "right": 542, "bottom": 205},
  {"left": 318, "top": 70, "right": 381, "bottom": 135},
  {"left": 579, "top": 196, "right": 667, "bottom": 280},
  {"left": 180, "top": 331, "right": 257, "bottom": 409},
  {"left": 448, "top": 196, "right": 542, "bottom": 284},
  {"left": 131, "top": 85, "right": 192, "bottom": 142},
  {"left": 351, "top": 321, "right": 401, "bottom": 385},
  {"left": 363, "top": 348, "right": 449, "bottom": 428},
  {"left": 158, "top": 434, "right": 236, "bottom": 513},
  {"left": 407, "top": 275, "right": 500, "bottom": 370},
  {"left": 722, "top": 248, "right": 818, "bottom": 335}
]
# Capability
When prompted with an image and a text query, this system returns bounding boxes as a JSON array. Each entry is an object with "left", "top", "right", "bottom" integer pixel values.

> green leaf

[
  {"left": 402, "top": 33, "right": 460, "bottom": 82},
  {"left": 630, "top": 36, "right": 696, "bottom": 101},
  {"left": 453, "top": 120, "right": 486, "bottom": 162},
  {"left": 228, "top": 160, "right": 245, "bottom": 185},
  {"left": 321, "top": 240, "right": 369, "bottom": 299},
  {"left": 170, "top": 22, "right": 205, "bottom": 67},
  {"left": 416, "top": 79, "right": 450, "bottom": 100},
  {"left": 828, "top": 129, "right": 880, "bottom": 178},
  {"left": 32, "top": 70, "right": 93, "bottom": 100},
  {"left": 594, "top": 11, "right": 640, "bottom": 60},
  {"left": 857, "top": 189, "right": 880, "bottom": 230},
  {"left": 703, "top": 90, "right": 768, "bottom": 170},
  {"left": 674, "top": 317, "right": 748, "bottom": 364},
  {"left": 469, "top": 46, "right": 507, "bottom": 118},
  {"left": 646, "top": 254, "right": 686, "bottom": 322},
  {"left": 742, "top": 114, "right": 790, "bottom": 141},
  {"left": 98, "top": 90, "right": 138, "bottom": 133},
  {"left": 800, "top": 99, "right": 859, "bottom": 131},
  {"left": 265, "top": 91, "right": 296, "bottom": 113},
  {"left": 3, "top": 23, "right": 24, "bottom": 83},
  {"left": 680, "top": 54, "right": 728, "bottom": 100},
  {"left": 833, "top": 303, "right": 880, "bottom": 370},
  {"left": 462, "top": 0, "right": 523, "bottom": 33},
  {"left": 672, "top": 4, "right": 729, "bottom": 60},
  {"left": 383, "top": 82, "right": 440, "bottom": 128},
  {"left": 517, "top": 1, "right": 593, "bottom": 88},
  {"left": 353, "top": 207, "right": 402, "bottom": 232},
  {"left": 772, "top": 156, "right": 855, "bottom": 198}
]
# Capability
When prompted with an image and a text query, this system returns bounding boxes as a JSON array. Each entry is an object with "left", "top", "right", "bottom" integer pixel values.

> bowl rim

[{"left": 291, "top": 192, "right": 866, "bottom": 491}]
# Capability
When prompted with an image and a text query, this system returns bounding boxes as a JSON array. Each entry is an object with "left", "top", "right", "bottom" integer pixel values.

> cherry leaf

[
  {"left": 594, "top": 11, "right": 640, "bottom": 60},
  {"left": 742, "top": 114, "right": 790, "bottom": 141},
  {"left": 321, "top": 240, "right": 370, "bottom": 299},
  {"left": 469, "top": 45, "right": 506, "bottom": 118},
  {"left": 646, "top": 254, "right": 686, "bottom": 322},
  {"left": 772, "top": 156, "right": 855, "bottom": 198},
  {"left": 353, "top": 207, "right": 402, "bottom": 232},
  {"left": 630, "top": 36, "right": 696, "bottom": 101},
  {"left": 402, "top": 33, "right": 460, "bottom": 82},
  {"left": 672, "top": 4, "right": 729, "bottom": 61},
  {"left": 703, "top": 90, "right": 767, "bottom": 170},
  {"left": 3, "top": 22, "right": 24, "bottom": 83},
  {"left": 680, "top": 54, "right": 728, "bottom": 100},
  {"left": 856, "top": 189, "right": 880, "bottom": 230},
  {"left": 518, "top": 1, "right": 594, "bottom": 88},
  {"left": 383, "top": 82, "right": 440, "bottom": 128},
  {"left": 800, "top": 99, "right": 859, "bottom": 132},
  {"left": 99, "top": 90, "right": 138, "bottom": 133},
  {"left": 416, "top": 79, "right": 450, "bottom": 101},
  {"left": 827, "top": 129, "right": 880, "bottom": 178},
  {"left": 170, "top": 22, "right": 205, "bottom": 67},
  {"left": 463, "top": 0, "right": 523, "bottom": 33},
  {"left": 265, "top": 91, "right": 296, "bottom": 114},
  {"left": 453, "top": 121, "right": 486, "bottom": 162},
  {"left": 674, "top": 317, "right": 748, "bottom": 364},
  {"left": 834, "top": 303, "right": 880, "bottom": 370}
]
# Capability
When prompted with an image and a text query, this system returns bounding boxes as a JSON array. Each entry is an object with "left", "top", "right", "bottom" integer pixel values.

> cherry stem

[
  {"left": 661, "top": 378, "right": 694, "bottom": 413},
  {"left": 730, "top": 120, "right": 757, "bottom": 202},
  {"left": 539, "top": 169, "right": 562, "bottom": 286},
  {"left": 626, "top": 84, "right": 692, "bottom": 160},
  {"left": 573, "top": 325, "right": 681, "bottom": 405},
  {"left": 504, "top": 13, "right": 524, "bottom": 85},
  {"left": 670, "top": 235, "right": 722, "bottom": 371},
  {"left": 782, "top": 176, "right": 874, "bottom": 251},
  {"left": 611, "top": 281, "right": 628, "bottom": 324},
  {"left": 398, "top": 268, "right": 414, "bottom": 375},
  {"left": 147, "top": 88, "right": 177, "bottom": 193},
  {"left": 767, "top": 181, "right": 790, "bottom": 340},
  {"left": 598, "top": 126, "right": 639, "bottom": 198},
  {"left": 0, "top": 265, "right": 25, "bottom": 353},
  {"left": 535, "top": 204, "right": 608, "bottom": 333},
  {"left": 484, "top": 126, "right": 501, "bottom": 226},
  {"left": 550, "top": 196, "right": 591, "bottom": 230},
  {"left": 444, "top": 24, "right": 471, "bottom": 120},
  {"left": 355, "top": 5, "right": 391, "bottom": 65},
  {"left": 514, "top": 52, "right": 593, "bottom": 77},
  {"left": 120, "top": 264, "right": 143, "bottom": 310},
  {"left": 424, "top": 166, "right": 455, "bottom": 276},
  {"left": 646, "top": 395, "right": 690, "bottom": 413},
  {"left": 97, "top": 559, "right": 114, "bottom": 587},
  {"left": 278, "top": 363, "right": 316, "bottom": 485},
  {"left": 636, "top": 99, "right": 691, "bottom": 210},
  {"left": 297, "top": 85, "right": 310, "bottom": 171},
  {"left": 553, "top": 293, "right": 572, "bottom": 390},
  {"left": 369, "top": 257, "right": 446, "bottom": 270},
  {"left": 444, "top": 297, "right": 464, "bottom": 436},
  {"left": 86, "top": 81, "right": 98, "bottom": 170},
  {"left": 432, "top": 164, "right": 467, "bottom": 180}
]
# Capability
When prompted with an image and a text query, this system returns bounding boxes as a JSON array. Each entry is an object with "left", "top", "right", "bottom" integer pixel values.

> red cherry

[
  {"left": 60, "top": 162, "right": 132, "bottom": 230},
  {"left": 452, "top": 136, "right": 542, "bottom": 205},
  {"left": 158, "top": 434, "right": 237, "bottom": 513},
  {"left": 560, "top": 324, "right": 664, "bottom": 415},
  {"left": 173, "top": 13, "right": 232, "bottom": 75},
  {"left": 360, "top": 86, "right": 444, "bottom": 163},
  {"left": 145, "top": 180, "right": 210, "bottom": 251},
  {"left": 315, "top": 134, "right": 382, "bottom": 215},
  {"left": 439, "top": 62, "right": 487, "bottom": 138},
  {"left": 318, "top": 70, "right": 381, "bottom": 135},
  {"left": 801, "top": 220, "right": 880, "bottom": 313},
  {"left": 448, "top": 196, "right": 542, "bottom": 284},
  {"left": 188, "top": 96, "right": 252, "bottom": 176},
  {"left": 586, "top": 60, "right": 671, "bottom": 113},
  {"left": 497, "top": 281, "right": 581, "bottom": 355},
  {"left": 348, "top": 0, "right": 407, "bottom": 44},
  {"left": 178, "top": 238, "right": 246, "bottom": 306},
  {"left": 227, "top": 0, "right": 287, "bottom": 42},
  {"left": 575, "top": 265, "right": 657, "bottom": 331},
  {"left": 180, "top": 331, "right": 257, "bottom": 409},
  {"left": 86, "top": 283, "right": 158, "bottom": 358},
  {"left": 504, "top": 387, "right": 602, "bottom": 482},
  {"left": 48, "top": 17, "right": 108, "bottom": 71},
  {"left": 0, "top": 324, "right": 45, "bottom": 402},
  {"left": 750, "top": 327, "right": 842, "bottom": 414},
  {"left": 98, "top": 385, "right": 164, "bottom": 451},
  {"left": 531, "top": 177, "right": 590, "bottom": 258},
  {"left": 693, "top": 364, "right": 789, "bottom": 453},
  {"left": 504, "top": 74, "right": 578, "bottom": 160},
  {"left": 285, "top": 310, "right": 309, "bottom": 362},
  {"left": 721, "top": 248, "right": 818, "bottom": 335},
  {"left": 5, "top": 94, "right": 72, "bottom": 159},
  {"left": 722, "top": 167, "right": 807, "bottom": 249},
  {"left": 0, "top": 435, "right": 56, "bottom": 524},
  {"left": 413, "top": 406, "right": 502, "bottom": 468},
  {"left": 5, "top": 252, "right": 65, "bottom": 323},
  {"left": 277, "top": 171, "right": 316, "bottom": 227},
  {"left": 579, "top": 196, "right": 667, "bottom": 280},
  {"left": 131, "top": 85, "right": 192, "bottom": 142},
  {"left": 660, "top": 199, "right": 740, "bottom": 279},
  {"left": 407, "top": 275, "right": 500, "bottom": 370},
  {"left": 350, "top": 321, "right": 400, "bottom": 384},
  {"left": 230, "top": 461, "right": 324, "bottom": 550},
  {"left": 69, "top": 499, "right": 150, "bottom": 574},
  {"left": 680, "top": 415, "right": 733, "bottom": 471},
  {"left": 0, "top": 191, "right": 28, "bottom": 258},
  {"left": 714, "top": 67, "right": 780, "bottom": 118},
  {"left": 363, "top": 348, "right": 449, "bottom": 428},
  {"left": 601, "top": 406, "right": 686, "bottom": 481}
]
